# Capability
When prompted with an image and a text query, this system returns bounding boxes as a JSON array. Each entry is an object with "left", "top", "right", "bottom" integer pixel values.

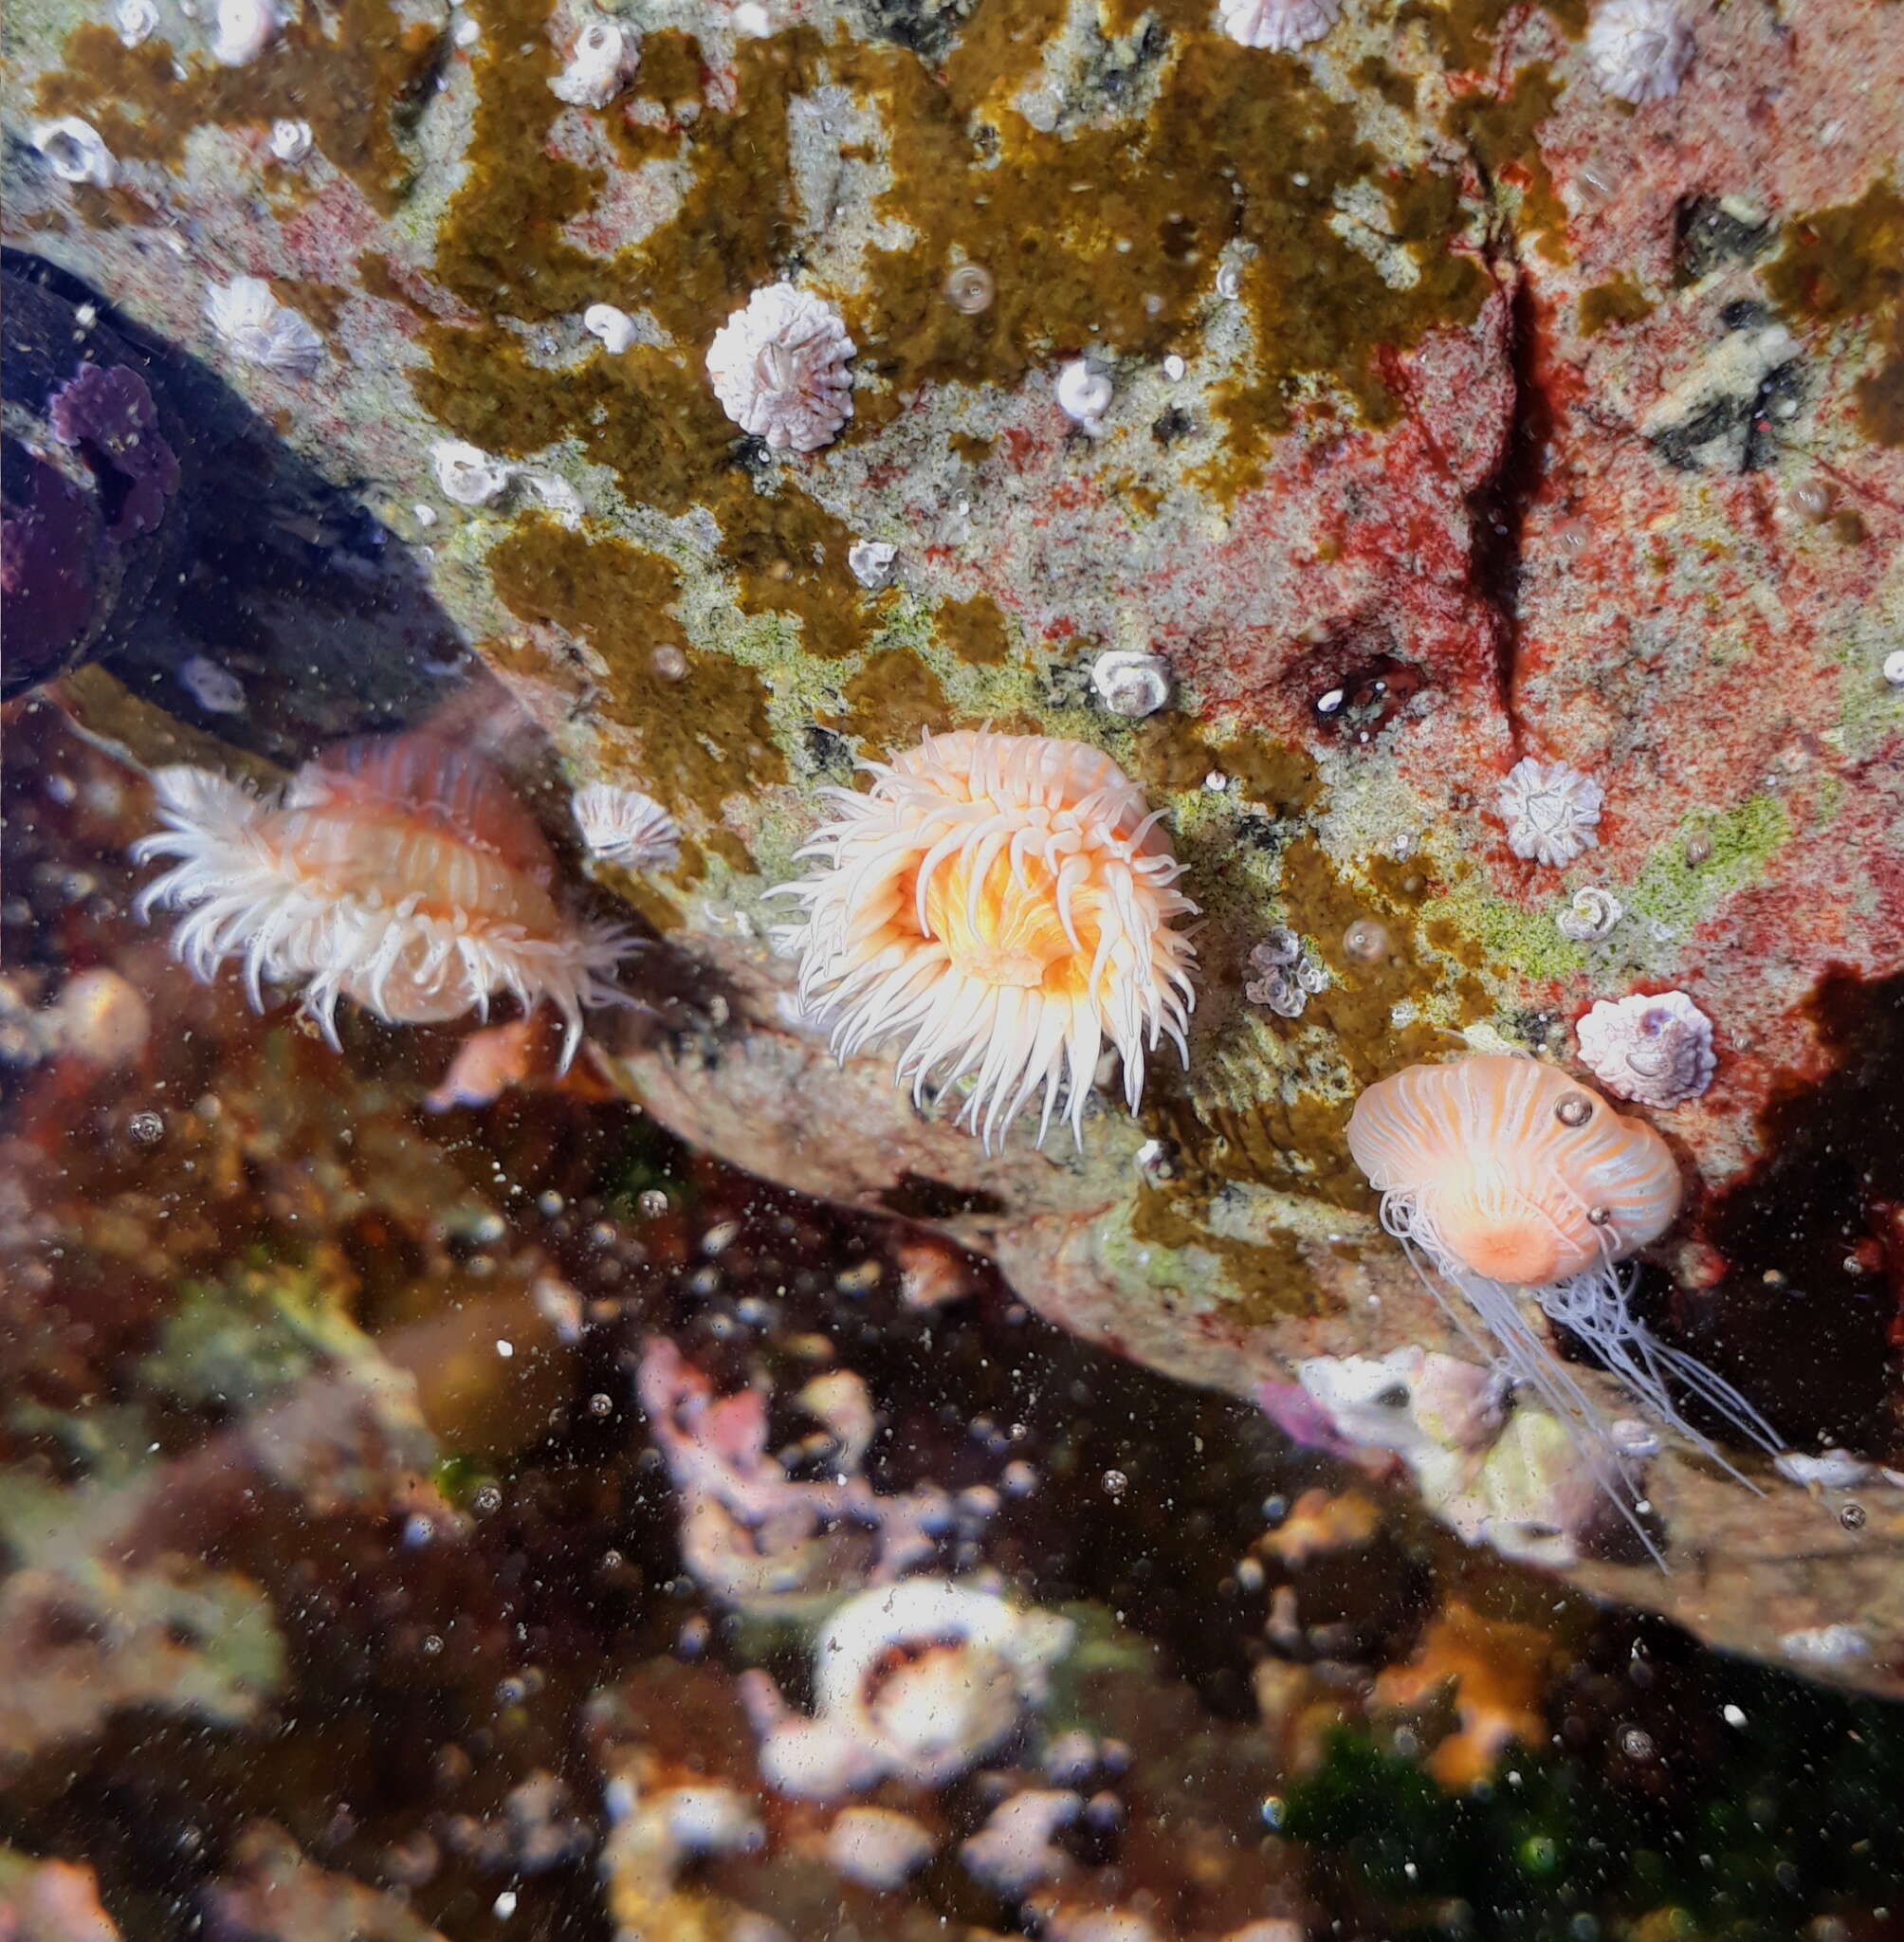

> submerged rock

[{"left": 2, "top": 0, "right": 1901, "bottom": 1689}]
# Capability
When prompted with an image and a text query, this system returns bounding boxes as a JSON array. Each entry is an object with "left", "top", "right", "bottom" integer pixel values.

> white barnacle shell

[
  {"left": 116, "top": 0, "right": 160, "bottom": 46},
  {"left": 572, "top": 782, "right": 682, "bottom": 871},
  {"left": 1496, "top": 757, "right": 1603, "bottom": 868},
  {"left": 1584, "top": 0, "right": 1693, "bottom": 103},
  {"left": 1556, "top": 886, "right": 1623, "bottom": 943},
  {"left": 268, "top": 118, "right": 313, "bottom": 164},
  {"left": 32, "top": 117, "right": 116, "bottom": 188},
  {"left": 1217, "top": 0, "right": 1342, "bottom": 50},
  {"left": 205, "top": 275, "right": 324, "bottom": 376},
  {"left": 1090, "top": 649, "right": 1172, "bottom": 719},
  {"left": 550, "top": 21, "right": 640, "bottom": 108},
  {"left": 847, "top": 539, "right": 898, "bottom": 589},
  {"left": 1780, "top": 1623, "right": 1871, "bottom": 1666},
  {"left": 1574, "top": 989, "right": 1715, "bottom": 1108},
  {"left": 210, "top": 0, "right": 278, "bottom": 65},
  {"left": 1055, "top": 358, "right": 1112, "bottom": 429},
  {"left": 583, "top": 303, "right": 637, "bottom": 354},
  {"left": 705, "top": 283, "right": 854, "bottom": 453},
  {"left": 430, "top": 439, "right": 514, "bottom": 506}
]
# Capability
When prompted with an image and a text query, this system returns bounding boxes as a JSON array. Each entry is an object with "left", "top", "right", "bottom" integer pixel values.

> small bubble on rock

[
  {"left": 943, "top": 263, "right": 995, "bottom": 314},
  {"left": 127, "top": 1109, "right": 166, "bottom": 1145},
  {"left": 1342, "top": 917, "right": 1389, "bottom": 963}
]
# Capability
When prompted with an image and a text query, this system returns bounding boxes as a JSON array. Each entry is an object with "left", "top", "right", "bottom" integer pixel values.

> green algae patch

[
  {"left": 1624, "top": 795, "right": 1789, "bottom": 938},
  {"left": 1128, "top": 1184, "right": 1323, "bottom": 1326},
  {"left": 1578, "top": 274, "right": 1657, "bottom": 338},
  {"left": 488, "top": 521, "right": 786, "bottom": 827},
  {"left": 1765, "top": 179, "right": 1904, "bottom": 448},
  {"left": 1442, "top": 64, "right": 1569, "bottom": 265},
  {"left": 1422, "top": 796, "right": 1790, "bottom": 983},
  {"left": 141, "top": 1255, "right": 378, "bottom": 1414},
  {"left": 37, "top": 2, "right": 441, "bottom": 213},
  {"left": 1425, "top": 876, "right": 1587, "bottom": 983}
]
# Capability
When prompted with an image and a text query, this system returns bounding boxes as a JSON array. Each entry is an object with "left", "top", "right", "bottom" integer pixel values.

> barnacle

[
  {"left": 705, "top": 284, "right": 854, "bottom": 453},
  {"left": 1217, "top": 0, "right": 1343, "bottom": 52},
  {"left": 1585, "top": 0, "right": 1694, "bottom": 102},
  {"left": 1495, "top": 757, "right": 1604, "bottom": 868},
  {"left": 1575, "top": 990, "right": 1716, "bottom": 1108},
  {"left": 205, "top": 276, "right": 324, "bottom": 378}
]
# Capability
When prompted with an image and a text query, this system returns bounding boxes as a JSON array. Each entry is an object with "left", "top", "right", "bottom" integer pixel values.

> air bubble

[
  {"left": 1555, "top": 1093, "right": 1594, "bottom": 1127},
  {"left": 943, "top": 263, "right": 995, "bottom": 315},
  {"left": 1342, "top": 918, "right": 1389, "bottom": 964}
]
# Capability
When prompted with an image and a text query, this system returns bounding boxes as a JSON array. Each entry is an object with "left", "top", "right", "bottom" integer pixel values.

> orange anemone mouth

[{"left": 916, "top": 847, "right": 1098, "bottom": 998}]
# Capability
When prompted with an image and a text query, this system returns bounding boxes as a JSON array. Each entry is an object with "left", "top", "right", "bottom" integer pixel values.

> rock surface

[{"left": 4, "top": 0, "right": 1901, "bottom": 1677}]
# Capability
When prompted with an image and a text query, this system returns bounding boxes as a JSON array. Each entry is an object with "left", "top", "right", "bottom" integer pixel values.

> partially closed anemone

[
  {"left": 1347, "top": 1054, "right": 1779, "bottom": 1560},
  {"left": 134, "top": 732, "right": 632, "bottom": 1066},
  {"left": 1347, "top": 1053, "right": 1680, "bottom": 1284}
]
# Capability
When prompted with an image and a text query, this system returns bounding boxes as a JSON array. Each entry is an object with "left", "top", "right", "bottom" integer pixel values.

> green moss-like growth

[
  {"left": 142, "top": 1254, "right": 375, "bottom": 1413},
  {"left": 1288, "top": 1669, "right": 1904, "bottom": 1940},
  {"left": 1623, "top": 795, "right": 1789, "bottom": 937}
]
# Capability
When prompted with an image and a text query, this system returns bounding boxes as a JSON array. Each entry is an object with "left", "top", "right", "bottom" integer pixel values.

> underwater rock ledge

[{"left": 5, "top": 0, "right": 1901, "bottom": 1684}]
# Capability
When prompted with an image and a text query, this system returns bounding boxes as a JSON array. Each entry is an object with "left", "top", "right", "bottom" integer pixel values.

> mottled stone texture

[{"left": 4, "top": 0, "right": 1901, "bottom": 1674}]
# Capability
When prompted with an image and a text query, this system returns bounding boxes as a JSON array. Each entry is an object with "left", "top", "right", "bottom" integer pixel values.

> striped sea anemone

[
  {"left": 1347, "top": 1054, "right": 1778, "bottom": 1558},
  {"left": 773, "top": 729, "right": 1198, "bottom": 1149},
  {"left": 133, "top": 732, "right": 631, "bottom": 1066}
]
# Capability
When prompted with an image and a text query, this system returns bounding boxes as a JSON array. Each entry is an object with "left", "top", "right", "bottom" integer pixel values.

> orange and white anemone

[
  {"left": 133, "top": 732, "right": 631, "bottom": 1066},
  {"left": 772, "top": 729, "right": 1198, "bottom": 1149},
  {"left": 1347, "top": 1054, "right": 1778, "bottom": 1555}
]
